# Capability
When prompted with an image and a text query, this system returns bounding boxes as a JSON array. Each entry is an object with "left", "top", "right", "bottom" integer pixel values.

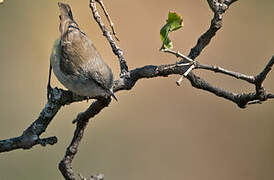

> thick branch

[
  {"left": 112, "top": 55, "right": 274, "bottom": 108},
  {"left": 59, "top": 98, "right": 111, "bottom": 180},
  {"left": 189, "top": 0, "right": 238, "bottom": 60},
  {"left": 0, "top": 88, "right": 79, "bottom": 153},
  {"left": 0, "top": 1, "right": 273, "bottom": 180},
  {"left": 174, "top": 0, "right": 239, "bottom": 85},
  {"left": 2, "top": 54, "right": 272, "bottom": 153}
]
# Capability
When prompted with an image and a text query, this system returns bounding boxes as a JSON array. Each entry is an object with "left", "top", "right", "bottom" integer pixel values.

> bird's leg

[{"left": 47, "top": 64, "right": 53, "bottom": 100}]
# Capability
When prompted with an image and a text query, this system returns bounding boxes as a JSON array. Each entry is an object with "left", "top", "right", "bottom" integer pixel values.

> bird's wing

[
  {"left": 82, "top": 44, "right": 114, "bottom": 91},
  {"left": 58, "top": 2, "right": 114, "bottom": 91},
  {"left": 60, "top": 28, "right": 113, "bottom": 89}
]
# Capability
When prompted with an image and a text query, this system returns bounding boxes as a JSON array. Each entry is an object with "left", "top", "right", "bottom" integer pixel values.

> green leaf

[{"left": 160, "top": 11, "right": 183, "bottom": 50}]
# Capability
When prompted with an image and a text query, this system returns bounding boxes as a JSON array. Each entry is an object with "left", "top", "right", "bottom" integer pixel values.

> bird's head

[
  {"left": 57, "top": 2, "right": 76, "bottom": 36},
  {"left": 58, "top": 2, "right": 73, "bottom": 21}
]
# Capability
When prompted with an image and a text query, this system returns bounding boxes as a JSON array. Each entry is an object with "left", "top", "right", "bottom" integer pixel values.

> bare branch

[
  {"left": 112, "top": 55, "right": 274, "bottom": 108},
  {"left": 255, "top": 55, "right": 274, "bottom": 86},
  {"left": 95, "top": 0, "right": 119, "bottom": 41},
  {"left": 59, "top": 98, "right": 111, "bottom": 180},
  {"left": 196, "top": 63, "right": 255, "bottom": 83},
  {"left": 167, "top": 0, "right": 239, "bottom": 85},
  {"left": 162, "top": 49, "right": 194, "bottom": 62},
  {"left": 89, "top": 0, "right": 128, "bottom": 75},
  {"left": 189, "top": 0, "right": 238, "bottom": 60},
  {"left": 187, "top": 73, "right": 257, "bottom": 108},
  {"left": 176, "top": 64, "right": 195, "bottom": 85},
  {"left": 268, "top": 94, "right": 274, "bottom": 99},
  {"left": 196, "top": 56, "right": 274, "bottom": 86},
  {"left": 0, "top": 87, "right": 92, "bottom": 153},
  {"left": 0, "top": 88, "right": 68, "bottom": 152},
  {"left": 2, "top": 54, "right": 272, "bottom": 153},
  {"left": 0, "top": 1, "right": 273, "bottom": 180}
]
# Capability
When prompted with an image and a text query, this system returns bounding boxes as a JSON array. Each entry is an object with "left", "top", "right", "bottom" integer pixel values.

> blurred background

[{"left": 0, "top": 0, "right": 273, "bottom": 180}]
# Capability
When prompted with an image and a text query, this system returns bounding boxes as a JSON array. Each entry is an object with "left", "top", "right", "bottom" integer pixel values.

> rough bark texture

[{"left": 0, "top": 0, "right": 273, "bottom": 179}]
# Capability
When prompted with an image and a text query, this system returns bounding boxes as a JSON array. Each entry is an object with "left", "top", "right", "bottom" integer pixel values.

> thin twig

[
  {"left": 247, "top": 100, "right": 262, "bottom": 105},
  {"left": 0, "top": 1, "right": 273, "bottom": 180},
  {"left": 162, "top": 49, "right": 194, "bottom": 62},
  {"left": 79, "top": 174, "right": 87, "bottom": 180},
  {"left": 162, "top": 49, "right": 196, "bottom": 85},
  {"left": 176, "top": 64, "right": 195, "bottom": 86},
  {"left": 2, "top": 53, "right": 273, "bottom": 153},
  {"left": 95, "top": 0, "right": 119, "bottom": 41},
  {"left": 255, "top": 55, "right": 274, "bottom": 86},
  {"left": 196, "top": 63, "right": 255, "bottom": 83},
  {"left": 89, "top": 0, "right": 128, "bottom": 75}
]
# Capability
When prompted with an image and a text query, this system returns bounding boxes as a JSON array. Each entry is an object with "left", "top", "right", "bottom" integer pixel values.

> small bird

[{"left": 48, "top": 2, "right": 117, "bottom": 101}]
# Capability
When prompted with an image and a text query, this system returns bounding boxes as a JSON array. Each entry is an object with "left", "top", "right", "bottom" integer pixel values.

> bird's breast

[{"left": 50, "top": 40, "right": 109, "bottom": 97}]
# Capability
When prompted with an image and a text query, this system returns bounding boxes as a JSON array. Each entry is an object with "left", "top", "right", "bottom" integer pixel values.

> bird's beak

[{"left": 109, "top": 89, "right": 118, "bottom": 101}]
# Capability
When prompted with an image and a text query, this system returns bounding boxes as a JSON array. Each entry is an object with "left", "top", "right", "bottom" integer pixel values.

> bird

[{"left": 48, "top": 2, "right": 117, "bottom": 101}]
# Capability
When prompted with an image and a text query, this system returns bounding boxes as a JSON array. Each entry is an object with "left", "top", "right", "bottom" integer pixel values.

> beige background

[{"left": 0, "top": 0, "right": 274, "bottom": 180}]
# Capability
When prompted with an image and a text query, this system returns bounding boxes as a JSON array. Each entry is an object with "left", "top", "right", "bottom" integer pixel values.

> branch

[
  {"left": 59, "top": 98, "right": 111, "bottom": 180},
  {"left": 255, "top": 56, "right": 274, "bottom": 86},
  {"left": 113, "top": 55, "right": 274, "bottom": 108},
  {"left": 0, "top": 88, "right": 80, "bottom": 153},
  {"left": 89, "top": 0, "right": 128, "bottom": 75},
  {"left": 193, "top": 56, "right": 274, "bottom": 107},
  {"left": 196, "top": 63, "right": 255, "bottom": 83},
  {"left": 189, "top": 0, "right": 238, "bottom": 60},
  {"left": 2, "top": 54, "right": 272, "bottom": 153},
  {"left": 196, "top": 56, "right": 274, "bottom": 85},
  {"left": 171, "top": 0, "right": 239, "bottom": 85},
  {"left": 1, "top": 55, "right": 272, "bottom": 153},
  {"left": 56, "top": 1, "right": 246, "bottom": 177},
  {"left": 0, "top": 1, "right": 273, "bottom": 180}
]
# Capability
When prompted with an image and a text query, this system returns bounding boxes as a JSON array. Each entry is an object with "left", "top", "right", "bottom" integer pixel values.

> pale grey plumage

[{"left": 49, "top": 2, "right": 116, "bottom": 100}]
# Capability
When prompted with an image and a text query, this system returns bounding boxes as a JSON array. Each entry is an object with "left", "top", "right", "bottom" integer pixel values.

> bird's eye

[
  {"left": 59, "top": 15, "right": 62, "bottom": 20},
  {"left": 68, "top": 11, "right": 72, "bottom": 18}
]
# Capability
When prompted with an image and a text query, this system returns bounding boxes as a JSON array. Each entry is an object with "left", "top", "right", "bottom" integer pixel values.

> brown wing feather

[{"left": 59, "top": 2, "right": 114, "bottom": 90}]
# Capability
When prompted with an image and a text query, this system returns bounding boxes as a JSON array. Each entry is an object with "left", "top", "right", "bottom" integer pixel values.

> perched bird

[{"left": 48, "top": 2, "right": 117, "bottom": 101}]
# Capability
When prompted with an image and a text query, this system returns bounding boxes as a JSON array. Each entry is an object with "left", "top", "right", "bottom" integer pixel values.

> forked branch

[{"left": 0, "top": 1, "right": 273, "bottom": 180}]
